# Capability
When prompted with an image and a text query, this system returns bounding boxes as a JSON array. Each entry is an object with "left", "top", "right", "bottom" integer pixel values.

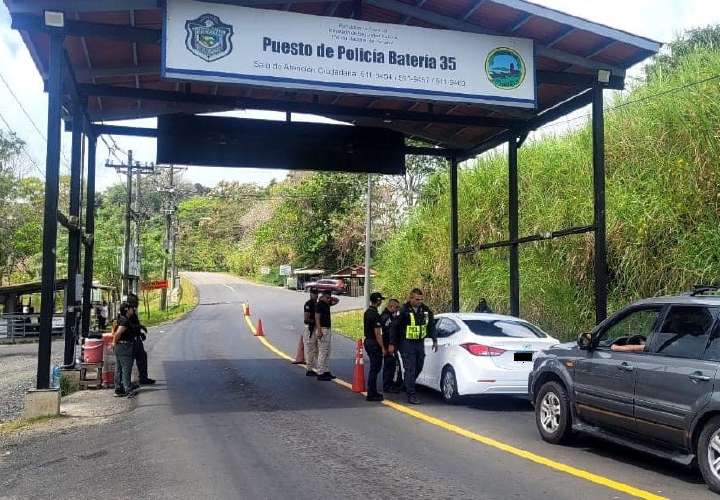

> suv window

[
  {"left": 596, "top": 307, "right": 662, "bottom": 349},
  {"left": 647, "top": 306, "right": 716, "bottom": 359}
]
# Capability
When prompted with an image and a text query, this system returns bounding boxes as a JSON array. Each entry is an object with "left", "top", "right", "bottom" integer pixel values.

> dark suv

[{"left": 528, "top": 288, "right": 720, "bottom": 492}]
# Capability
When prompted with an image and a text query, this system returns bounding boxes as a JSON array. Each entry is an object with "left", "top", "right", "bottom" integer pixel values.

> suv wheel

[
  {"left": 535, "top": 381, "right": 572, "bottom": 444},
  {"left": 441, "top": 366, "right": 460, "bottom": 404},
  {"left": 697, "top": 416, "right": 720, "bottom": 493}
]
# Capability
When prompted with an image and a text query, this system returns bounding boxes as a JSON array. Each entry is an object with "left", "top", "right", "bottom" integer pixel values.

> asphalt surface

[{"left": 1, "top": 272, "right": 714, "bottom": 499}]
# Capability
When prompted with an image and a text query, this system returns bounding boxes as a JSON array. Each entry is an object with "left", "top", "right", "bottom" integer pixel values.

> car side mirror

[{"left": 577, "top": 332, "right": 593, "bottom": 350}]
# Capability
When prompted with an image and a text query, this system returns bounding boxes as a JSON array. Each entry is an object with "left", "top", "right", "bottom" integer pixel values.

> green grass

[
  {"left": 333, "top": 309, "right": 364, "bottom": 340},
  {"left": 141, "top": 276, "right": 198, "bottom": 327},
  {"left": 0, "top": 415, "right": 64, "bottom": 435},
  {"left": 375, "top": 47, "right": 720, "bottom": 342}
]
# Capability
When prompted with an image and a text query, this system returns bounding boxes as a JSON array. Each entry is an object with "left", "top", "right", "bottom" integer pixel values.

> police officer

[
  {"left": 127, "top": 294, "right": 155, "bottom": 385},
  {"left": 302, "top": 288, "right": 319, "bottom": 376},
  {"left": 112, "top": 301, "right": 140, "bottom": 397},
  {"left": 389, "top": 288, "right": 436, "bottom": 405},
  {"left": 363, "top": 292, "right": 386, "bottom": 402},
  {"left": 380, "top": 298, "right": 402, "bottom": 393},
  {"left": 314, "top": 290, "right": 338, "bottom": 381}
]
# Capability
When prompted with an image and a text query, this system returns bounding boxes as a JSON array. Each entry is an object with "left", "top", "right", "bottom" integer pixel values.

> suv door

[
  {"left": 634, "top": 305, "right": 718, "bottom": 448},
  {"left": 574, "top": 306, "right": 663, "bottom": 433}
]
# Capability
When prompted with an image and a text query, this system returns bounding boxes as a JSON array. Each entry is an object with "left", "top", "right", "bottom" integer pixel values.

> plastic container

[
  {"left": 82, "top": 338, "right": 104, "bottom": 363},
  {"left": 101, "top": 333, "right": 116, "bottom": 388}
]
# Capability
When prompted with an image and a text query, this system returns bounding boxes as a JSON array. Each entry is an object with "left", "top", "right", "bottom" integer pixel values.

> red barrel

[
  {"left": 82, "top": 338, "right": 104, "bottom": 363},
  {"left": 102, "top": 333, "right": 116, "bottom": 388}
]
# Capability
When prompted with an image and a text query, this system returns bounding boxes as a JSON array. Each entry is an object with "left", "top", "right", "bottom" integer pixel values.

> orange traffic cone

[
  {"left": 292, "top": 335, "right": 305, "bottom": 364},
  {"left": 352, "top": 339, "right": 366, "bottom": 393},
  {"left": 244, "top": 304, "right": 251, "bottom": 316},
  {"left": 255, "top": 319, "right": 265, "bottom": 337}
]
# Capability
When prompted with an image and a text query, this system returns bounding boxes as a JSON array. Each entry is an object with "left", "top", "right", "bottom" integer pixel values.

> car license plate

[{"left": 514, "top": 352, "right": 533, "bottom": 362}]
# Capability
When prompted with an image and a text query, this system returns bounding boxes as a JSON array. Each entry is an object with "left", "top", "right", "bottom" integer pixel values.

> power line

[
  {"left": 537, "top": 72, "right": 720, "bottom": 133},
  {"left": 0, "top": 109, "right": 45, "bottom": 177},
  {"left": 0, "top": 72, "right": 72, "bottom": 171}
]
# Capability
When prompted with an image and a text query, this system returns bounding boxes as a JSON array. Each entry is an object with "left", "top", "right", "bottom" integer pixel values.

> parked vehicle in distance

[
  {"left": 528, "top": 286, "right": 720, "bottom": 493},
  {"left": 417, "top": 313, "right": 559, "bottom": 403},
  {"left": 303, "top": 278, "right": 346, "bottom": 294}
]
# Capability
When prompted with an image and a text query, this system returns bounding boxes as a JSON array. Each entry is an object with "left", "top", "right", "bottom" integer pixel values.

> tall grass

[{"left": 376, "top": 48, "right": 720, "bottom": 340}]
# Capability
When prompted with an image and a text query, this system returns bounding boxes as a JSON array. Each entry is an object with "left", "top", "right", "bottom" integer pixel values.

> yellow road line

[{"left": 240, "top": 303, "right": 667, "bottom": 500}]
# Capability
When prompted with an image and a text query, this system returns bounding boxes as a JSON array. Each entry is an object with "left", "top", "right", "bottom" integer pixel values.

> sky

[{"left": 1, "top": 0, "right": 719, "bottom": 191}]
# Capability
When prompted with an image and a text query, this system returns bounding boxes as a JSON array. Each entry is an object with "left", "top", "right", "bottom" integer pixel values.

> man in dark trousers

[
  {"left": 390, "top": 288, "right": 436, "bottom": 405},
  {"left": 314, "top": 290, "right": 339, "bottom": 381},
  {"left": 127, "top": 294, "right": 155, "bottom": 385},
  {"left": 302, "top": 288, "right": 319, "bottom": 376},
  {"left": 380, "top": 298, "right": 402, "bottom": 393},
  {"left": 363, "top": 292, "right": 386, "bottom": 402}
]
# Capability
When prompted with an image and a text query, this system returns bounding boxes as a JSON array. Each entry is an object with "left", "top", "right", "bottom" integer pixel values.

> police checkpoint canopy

[{"left": 164, "top": 0, "right": 536, "bottom": 108}]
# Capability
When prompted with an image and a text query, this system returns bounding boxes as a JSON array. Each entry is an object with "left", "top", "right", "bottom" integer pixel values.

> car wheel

[
  {"left": 441, "top": 366, "right": 460, "bottom": 404},
  {"left": 535, "top": 381, "right": 572, "bottom": 444},
  {"left": 697, "top": 416, "right": 720, "bottom": 493}
]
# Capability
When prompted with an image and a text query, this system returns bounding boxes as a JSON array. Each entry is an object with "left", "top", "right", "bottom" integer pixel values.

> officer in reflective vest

[{"left": 389, "top": 288, "right": 436, "bottom": 405}]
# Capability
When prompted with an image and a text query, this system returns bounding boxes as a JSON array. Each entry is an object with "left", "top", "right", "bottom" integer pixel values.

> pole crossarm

[{"left": 455, "top": 224, "right": 596, "bottom": 255}]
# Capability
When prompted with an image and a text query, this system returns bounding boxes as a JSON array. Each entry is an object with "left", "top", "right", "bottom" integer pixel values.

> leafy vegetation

[
  {"left": 376, "top": 37, "right": 720, "bottom": 340},
  {"left": 333, "top": 310, "right": 364, "bottom": 340}
]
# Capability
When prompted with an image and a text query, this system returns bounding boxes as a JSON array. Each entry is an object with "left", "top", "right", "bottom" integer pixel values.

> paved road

[{"left": 1, "top": 272, "right": 713, "bottom": 499}]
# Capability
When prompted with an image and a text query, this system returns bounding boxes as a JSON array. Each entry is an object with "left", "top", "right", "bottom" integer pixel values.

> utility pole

[
  {"left": 363, "top": 174, "right": 372, "bottom": 308},
  {"left": 122, "top": 150, "right": 133, "bottom": 298},
  {"left": 106, "top": 150, "right": 154, "bottom": 299},
  {"left": 156, "top": 165, "right": 184, "bottom": 310}
]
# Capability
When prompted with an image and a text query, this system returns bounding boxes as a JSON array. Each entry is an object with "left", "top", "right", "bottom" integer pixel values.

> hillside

[{"left": 375, "top": 45, "right": 720, "bottom": 340}]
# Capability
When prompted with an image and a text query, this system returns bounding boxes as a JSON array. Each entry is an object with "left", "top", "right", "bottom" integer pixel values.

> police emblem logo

[
  {"left": 185, "top": 13, "right": 234, "bottom": 62},
  {"left": 485, "top": 47, "right": 526, "bottom": 90}
]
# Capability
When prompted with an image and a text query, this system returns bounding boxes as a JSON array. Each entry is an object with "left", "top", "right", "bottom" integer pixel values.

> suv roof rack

[{"left": 685, "top": 284, "right": 720, "bottom": 296}]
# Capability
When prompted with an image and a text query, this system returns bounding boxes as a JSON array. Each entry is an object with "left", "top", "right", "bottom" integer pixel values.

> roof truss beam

[
  {"left": 78, "top": 83, "right": 528, "bottom": 129},
  {"left": 363, "top": 0, "right": 626, "bottom": 76},
  {"left": 457, "top": 87, "right": 596, "bottom": 161}
]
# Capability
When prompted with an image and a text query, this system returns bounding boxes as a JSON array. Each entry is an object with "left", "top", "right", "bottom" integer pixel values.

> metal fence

[{"left": 0, "top": 314, "right": 64, "bottom": 343}]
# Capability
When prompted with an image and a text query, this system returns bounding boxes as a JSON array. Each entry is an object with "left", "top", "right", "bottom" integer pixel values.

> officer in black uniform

[
  {"left": 380, "top": 298, "right": 402, "bottom": 393},
  {"left": 389, "top": 288, "right": 436, "bottom": 405},
  {"left": 363, "top": 292, "right": 386, "bottom": 402},
  {"left": 127, "top": 294, "right": 155, "bottom": 385}
]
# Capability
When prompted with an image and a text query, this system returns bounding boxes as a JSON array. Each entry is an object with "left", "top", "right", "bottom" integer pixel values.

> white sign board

[
  {"left": 163, "top": 1, "right": 536, "bottom": 108},
  {"left": 279, "top": 264, "right": 292, "bottom": 276},
  {"left": 260, "top": 266, "right": 271, "bottom": 275}
]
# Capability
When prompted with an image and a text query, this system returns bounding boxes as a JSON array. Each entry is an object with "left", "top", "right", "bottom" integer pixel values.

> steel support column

[
  {"left": 508, "top": 136, "right": 520, "bottom": 317},
  {"left": 592, "top": 81, "right": 608, "bottom": 323},
  {"left": 63, "top": 106, "right": 83, "bottom": 366},
  {"left": 81, "top": 130, "right": 97, "bottom": 338},
  {"left": 449, "top": 154, "right": 459, "bottom": 312},
  {"left": 37, "top": 32, "right": 64, "bottom": 388}
]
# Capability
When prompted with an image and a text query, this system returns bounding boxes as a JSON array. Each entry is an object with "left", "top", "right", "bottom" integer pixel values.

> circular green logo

[{"left": 485, "top": 47, "right": 526, "bottom": 90}]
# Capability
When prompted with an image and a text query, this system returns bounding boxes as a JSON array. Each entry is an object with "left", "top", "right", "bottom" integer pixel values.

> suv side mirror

[{"left": 577, "top": 332, "right": 593, "bottom": 350}]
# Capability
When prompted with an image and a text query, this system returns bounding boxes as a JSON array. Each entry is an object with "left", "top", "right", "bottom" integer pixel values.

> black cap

[{"left": 370, "top": 292, "right": 386, "bottom": 303}]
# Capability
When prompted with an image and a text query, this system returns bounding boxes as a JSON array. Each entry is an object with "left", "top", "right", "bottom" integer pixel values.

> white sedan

[{"left": 415, "top": 313, "right": 559, "bottom": 403}]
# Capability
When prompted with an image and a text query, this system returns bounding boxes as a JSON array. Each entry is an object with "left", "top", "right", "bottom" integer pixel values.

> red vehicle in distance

[{"left": 303, "top": 278, "right": 346, "bottom": 294}]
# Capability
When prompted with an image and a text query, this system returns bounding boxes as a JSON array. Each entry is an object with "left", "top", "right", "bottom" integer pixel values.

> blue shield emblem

[{"left": 185, "top": 13, "right": 233, "bottom": 62}]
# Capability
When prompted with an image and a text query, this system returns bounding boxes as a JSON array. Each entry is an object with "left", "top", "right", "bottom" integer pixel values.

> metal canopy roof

[{"left": 6, "top": 0, "right": 661, "bottom": 156}]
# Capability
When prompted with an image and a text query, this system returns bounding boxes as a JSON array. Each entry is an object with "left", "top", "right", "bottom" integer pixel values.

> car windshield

[{"left": 463, "top": 319, "right": 547, "bottom": 338}]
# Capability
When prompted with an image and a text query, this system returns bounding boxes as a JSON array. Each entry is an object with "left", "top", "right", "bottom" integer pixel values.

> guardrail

[{"left": 0, "top": 314, "right": 64, "bottom": 343}]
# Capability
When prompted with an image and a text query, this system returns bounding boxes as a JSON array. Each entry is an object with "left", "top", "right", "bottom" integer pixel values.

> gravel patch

[{"left": 0, "top": 339, "right": 66, "bottom": 423}]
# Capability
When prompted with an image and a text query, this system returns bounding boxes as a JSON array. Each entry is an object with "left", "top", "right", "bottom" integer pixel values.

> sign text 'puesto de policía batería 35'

[{"left": 163, "top": 0, "right": 536, "bottom": 108}]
